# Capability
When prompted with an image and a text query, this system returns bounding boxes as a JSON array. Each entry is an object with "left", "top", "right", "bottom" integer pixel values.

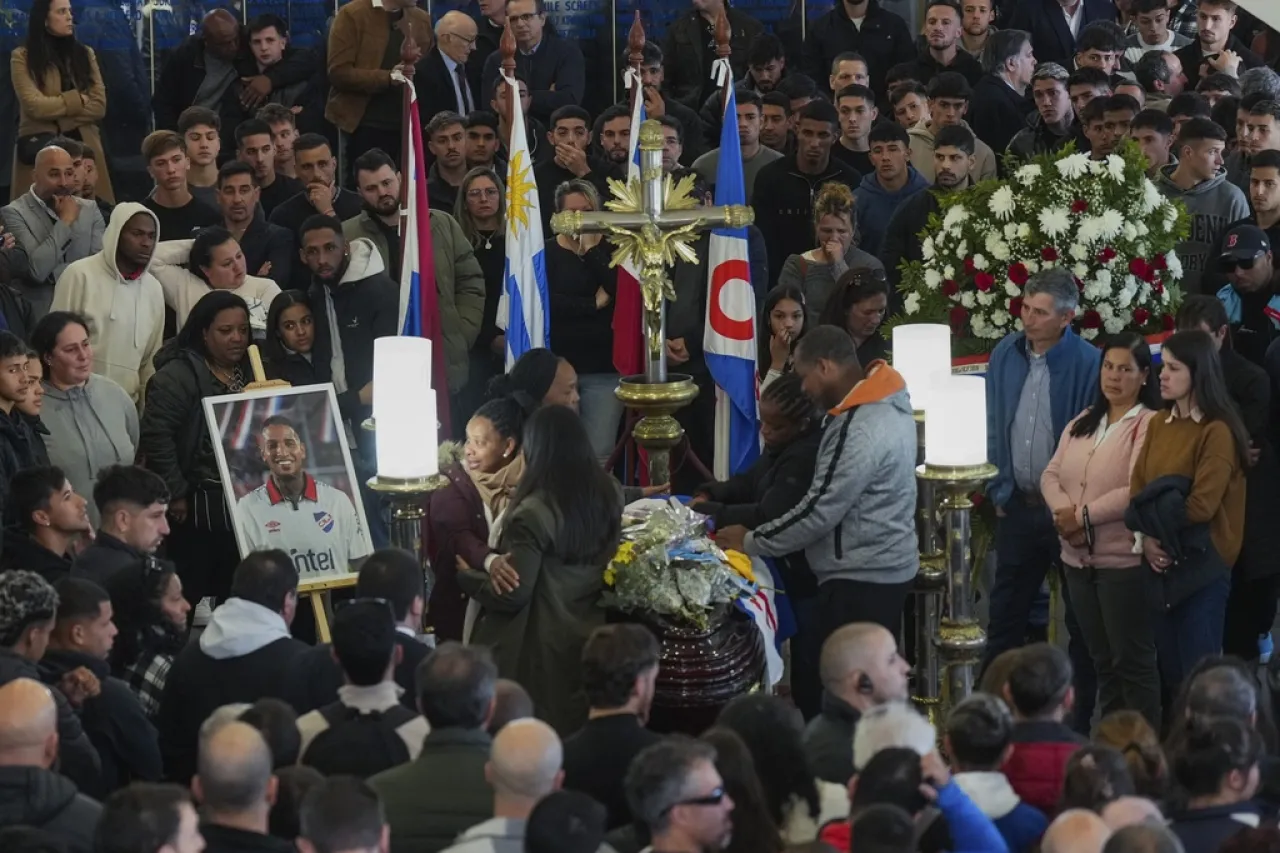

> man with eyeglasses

[
  {"left": 625, "top": 737, "right": 734, "bottom": 853},
  {"left": 479, "top": 0, "right": 585, "bottom": 125},
  {"left": 423, "top": 12, "right": 481, "bottom": 124},
  {"left": 235, "top": 414, "right": 372, "bottom": 579}
]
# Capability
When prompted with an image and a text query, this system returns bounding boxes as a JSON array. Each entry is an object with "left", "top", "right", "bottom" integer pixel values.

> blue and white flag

[
  {"left": 498, "top": 71, "right": 549, "bottom": 369},
  {"left": 704, "top": 83, "right": 760, "bottom": 478}
]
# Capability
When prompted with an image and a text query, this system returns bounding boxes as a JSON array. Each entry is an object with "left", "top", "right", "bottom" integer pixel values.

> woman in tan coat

[{"left": 10, "top": 0, "right": 114, "bottom": 203}]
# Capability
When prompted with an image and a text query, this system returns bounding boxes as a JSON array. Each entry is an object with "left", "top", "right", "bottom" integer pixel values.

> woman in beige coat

[{"left": 10, "top": 0, "right": 114, "bottom": 203}]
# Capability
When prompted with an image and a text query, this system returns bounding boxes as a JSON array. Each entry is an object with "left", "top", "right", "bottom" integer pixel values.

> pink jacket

[{"left": 1041, "top": 406, "right": 1155, "bottom": 569}]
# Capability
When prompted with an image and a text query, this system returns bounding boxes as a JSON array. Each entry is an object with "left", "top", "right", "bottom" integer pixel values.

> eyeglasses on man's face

[{"left": 662, "top": 787, "right": 728, "bottom": 815}]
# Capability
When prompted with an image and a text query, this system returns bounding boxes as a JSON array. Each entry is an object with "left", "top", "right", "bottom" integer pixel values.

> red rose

[
  {"left": 1097, "top": 247, "right": 1117, "bottom": 263},
  {"left": 1162, "top": 314, "right": 1175, "bottom": 331},
  {"left": 1153, "top": 254, "right": 1168, "bottom": 271},
  {"left": 1071, "top": 199, "right": 1089, "bottom": 213},
  {"left": 1133, "top": 307, "right": 1150, "bottom": 324},
  {"left": 1129, "top": 258, "right": 1150, "bottom": 279},
  {"left": 1152, "top": 278, "right": 1164, "bottom": 294},
  {"left": 1010, "top": 297, "right": 1024, "bottom": 316},
  {"left": 963, "top": 257, "right": 977, "bottom": 275},
  {"left": 1082, "top": 310, "right": 1102, "bottom": 329},
  {"left": 974, "top": 272, "right": 995, "bottom": 292},
  {"left": 1008, "top": 263, "right": 1029, "bottom": 286},
  {"left": 949, "top": 306, "right": 969, "bottom": 331},
  {"left": 942, "top": 279, "right": 960, "bottom": 297},
  {"left": 1041, "top": 246, "right": 1059, "bottom": 261}
]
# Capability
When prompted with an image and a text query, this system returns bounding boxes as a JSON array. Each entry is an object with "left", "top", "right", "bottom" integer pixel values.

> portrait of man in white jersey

[{"left": 206, "top": 385, "right": 372, "bottom": 582}]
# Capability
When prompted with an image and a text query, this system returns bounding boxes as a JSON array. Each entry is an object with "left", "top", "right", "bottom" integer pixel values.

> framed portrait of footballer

[{"left": 204, "top": 384, "right": 373, "bottom": 584}]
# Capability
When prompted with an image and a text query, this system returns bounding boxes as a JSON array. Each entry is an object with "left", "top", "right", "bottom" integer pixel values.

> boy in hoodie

[
  {"left": 1000, "top": 643, "right": 1086, "bottom": 815},
  {"left": 854, "top": 122, "right": 929, "bottom": 258},
  {"left": 1156, "top": 116, "right": 1251, "bottom": 293},
  {"left": 906, "top": 72, "right": 997, "bottom": 183},
  {"left": 50, "top": 204, "right": 164, "bottom": 405},
  {"left": 716, "top": 325, "right": 918, "bottom": 644},
  {"left": 156, "top": 549, "right": 306, "bottom": 784},
  {"left": 946, "top": 693, "right": 1048, "bottom": 852}
]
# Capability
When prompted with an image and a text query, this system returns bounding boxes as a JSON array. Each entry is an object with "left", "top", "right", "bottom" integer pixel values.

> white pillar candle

[
  {"left": 924, "top": 375, "right": 988, "bottom": 467},
  {"left": 892, "top": 324, "right": 952, "bottom": 413},
  {"left": 373, "top": 337, "right": 438, "bottom": 479}
]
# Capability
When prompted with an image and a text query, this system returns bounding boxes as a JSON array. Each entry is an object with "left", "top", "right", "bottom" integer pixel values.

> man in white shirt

[
  {"left": 1125, "top": 0, "right": 1192, "bottom": 64},
  {"left": 236, "top": 414, "right": 372, "bottom": 578}
]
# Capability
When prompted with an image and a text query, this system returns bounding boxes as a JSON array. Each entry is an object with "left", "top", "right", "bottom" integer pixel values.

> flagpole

[{"left": 398, "top": 20, "right": 423, "bottom": 260}]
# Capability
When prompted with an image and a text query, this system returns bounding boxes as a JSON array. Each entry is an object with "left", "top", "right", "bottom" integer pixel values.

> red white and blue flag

[
  {"left": 704, "top": 84, "right": 759, "bottom": 478},
  {"left": 612, "top": 71, "right": 647, "bottom": 376},
  {"left": 398, "top": 76, "right": 452, "bottom": 432}
]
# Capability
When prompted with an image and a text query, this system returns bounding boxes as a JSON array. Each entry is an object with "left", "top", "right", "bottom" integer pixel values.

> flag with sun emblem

[{"left": 498, "top": 72, "right": 549, "bottom": 369}]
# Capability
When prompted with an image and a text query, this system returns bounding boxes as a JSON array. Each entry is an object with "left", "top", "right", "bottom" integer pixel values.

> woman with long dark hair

[
  {"left": 701, "top": 727, "right": 785, "bottom": 853},
  {"left": 11, "top": 0, "right": 113, "bottom": 202},
  {"left": 1042, "top": 332, "right": 1162, "bottom": 729},
  {"left": 817, "top": 267, "right": 891, "bottom": 366},
  {"left": 103, "top": 559, "right": 191, "bottom": 719},
  {"left": 427, "top": 396, "right": 528, "bottom": 642},
  {"left": 758, "top": 284, "right": 807, "bottom": 389},
  {"left": 149, "top": 226, "right": 282, "bottom": 334},
  {"left": 1129, "top": 329, "right": 1249, "bottom": 696},
  {"left": 262, "top": 290, "right": 316, "bottom": 381},
  {"left": 457, "top": 404, "right": 621, "bottom": 734},
  {"left": 139, "top": 291, "right": 252, "bottom": 608}
]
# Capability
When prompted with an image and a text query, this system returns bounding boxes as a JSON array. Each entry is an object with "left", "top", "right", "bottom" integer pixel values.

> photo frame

[{"left": 204, "top": 383, "right": 373, "bottom": 586}]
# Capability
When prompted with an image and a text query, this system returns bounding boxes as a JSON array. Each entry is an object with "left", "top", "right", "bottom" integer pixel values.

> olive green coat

[{"left": 458, "top": 493, "right": 613, "bottom": 736}]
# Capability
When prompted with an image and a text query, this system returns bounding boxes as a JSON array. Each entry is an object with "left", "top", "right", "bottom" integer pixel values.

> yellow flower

[
  {"left": 613, "top": 541, "right": 636, "bottom": 565},
  {"left": 723, "top": 550, "right": 755, "bottom": 583},
  {"left": 603, "top": 565, "right": 617, "bottom": 586}
]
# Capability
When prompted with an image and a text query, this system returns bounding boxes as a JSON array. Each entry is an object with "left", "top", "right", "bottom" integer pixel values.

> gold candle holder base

[{"left": 615, "top": 374, "right": 700, "bottom": 487}]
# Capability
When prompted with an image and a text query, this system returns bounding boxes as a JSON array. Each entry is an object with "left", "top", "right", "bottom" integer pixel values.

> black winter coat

[
  {"left": 0, "top": 407, "right": 43, "bottom": 507},
  {"left": 1125, "top": 475, "right": 1229, "bottom": 610},
  {"left": 752, "top": 156, "right": 863, "bottom": 286},
  {"left": 804, "top": 0, "right": 915, "bottom": 98},
  {"left": 695, "top": 425, "right": 823, "bottom": 597},
  {"left": 307, "top": 265, "right": 401, "bottom": 425},
  {"left": 72, "top": 532, "right": 172, "bottom": 589},
  {"left": 39, "top": 648, "right": 162, "bottom": 792},
  {"left": 882, "top": 188, "right": 940, "bottom": 291},
  {"left": 0, "top": 650, "right": 101, "bottom": 798},
  {"left": 0, "top": 532, "right": 72, "bottom": 584},
  {"left": 1221, "top": 348, "right": 1280, "bottom": 580},
  {"left": 0, "top": 765, "right": 101, "bottom": 853},
  {"left": 803, "top": 690, "right": 862, "bottom": 785},
  {"left": 1007, "top": 114, "right": 1079, "bottom": 164},
  {"left": 661, "top": 9, "right": 764, "bottom": 111},
  {"left": 968, "top": 74, "right": 1034, "bottom": 162}
]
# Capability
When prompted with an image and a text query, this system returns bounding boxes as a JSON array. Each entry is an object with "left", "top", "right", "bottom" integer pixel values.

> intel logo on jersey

[{"left": 314, "top": 512, "right": 335, "bottom": 533}]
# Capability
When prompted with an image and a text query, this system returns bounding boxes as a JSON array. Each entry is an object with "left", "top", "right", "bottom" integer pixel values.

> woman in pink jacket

[{"left": 1042, "top": 332, "right": 1161, "bottom": 730}]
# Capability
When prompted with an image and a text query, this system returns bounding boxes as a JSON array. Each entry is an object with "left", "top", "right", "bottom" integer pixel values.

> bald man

[
  {"left": 1, "top": 144, "right": 105, "bottom": 317},
  {"left": 192, "top": 721, "right": 289, "bottom": 853},
  {"left": 803, "top": 622, "right": 913, "bottom": 784},
  {"left": 440, "top": 719, "right": 563, "bottom": 853},
  {"left": 1102, "top": 821, "right": 1185, "bottom": 853},
  {"left": 423, "top": 12, "right": 482, "bottom": 129},
  {"left": 0, "top": 678, "right": 102, "bottom": 853},
  {"left": 1043, "top": 809, "right": 1113, "bottom": 853},
  {"left": 153, "top": 10, "right": 241, "bottom": 131},
  {"left": 1102, "top": 797, "right": 1166, "bottom": 830}
]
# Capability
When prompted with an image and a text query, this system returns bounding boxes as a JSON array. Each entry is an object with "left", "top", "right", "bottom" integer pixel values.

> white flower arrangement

[{"left": 889, "top": 140, "right": 1190, "bottom": 351}]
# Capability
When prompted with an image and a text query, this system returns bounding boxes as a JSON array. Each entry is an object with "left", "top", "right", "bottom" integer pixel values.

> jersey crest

[{"left": 314, "top": 512, "right": 335, "bottom": 533}]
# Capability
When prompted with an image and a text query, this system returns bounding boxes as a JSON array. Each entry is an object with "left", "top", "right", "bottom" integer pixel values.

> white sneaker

[{"left": 193, "top": 597, "right": 214, "bottom": 627}]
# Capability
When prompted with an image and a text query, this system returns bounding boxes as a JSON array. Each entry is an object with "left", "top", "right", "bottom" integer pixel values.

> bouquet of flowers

[
  {"left": 893, "top": 140, "right": 1190, "bottom": 351},
  {"left": 603, "top": 501, "right": 751, "bottom": 630}
]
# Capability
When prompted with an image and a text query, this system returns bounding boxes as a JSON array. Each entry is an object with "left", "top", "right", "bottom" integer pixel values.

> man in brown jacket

[{"left": 326, "top": 0, "right": 433, "bottom": 174}]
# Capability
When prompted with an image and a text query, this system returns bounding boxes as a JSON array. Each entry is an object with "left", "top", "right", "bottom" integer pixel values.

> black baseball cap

[{"left": 1220, "top": 224, "right": 1271, "bottom": 262}]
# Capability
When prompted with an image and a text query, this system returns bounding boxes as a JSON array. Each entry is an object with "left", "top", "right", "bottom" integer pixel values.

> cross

[{"left": 549, "top": 119, "right": 754, "bottom": 384}]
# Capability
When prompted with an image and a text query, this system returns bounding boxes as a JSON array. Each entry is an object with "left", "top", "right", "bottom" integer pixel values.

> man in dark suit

[
  {"left": 421, "top": 12, "right": 483, "bottom": 125},
  {"left": 285, "top": 549, "right": 432, "bottom": 714},
  {"left": 969, "top": 29, "right": 1038, "bottom": 158},
  {"left": 1006, "top": 0, "right": 1116, "bottom": 69}
]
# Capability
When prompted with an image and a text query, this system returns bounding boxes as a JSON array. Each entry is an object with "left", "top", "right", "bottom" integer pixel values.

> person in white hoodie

[
  {"left": 945, "top": 693, "right": 1049, "bottom": 853},
  {"left": 149, "top": 226, "right": 282, "bottom": 335},
  {"left": 50, "top": 202, "right": 164, "bottom": 404},
  {"left": 156, "top": 549, "right": 308, "bottom": 785}
]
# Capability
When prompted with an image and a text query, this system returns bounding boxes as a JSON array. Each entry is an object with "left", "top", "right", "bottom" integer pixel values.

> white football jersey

[{"left": 236, "top": 474, "right": 372, "bottom": 576}]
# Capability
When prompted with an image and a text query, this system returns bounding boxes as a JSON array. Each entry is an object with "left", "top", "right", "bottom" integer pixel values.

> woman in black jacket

[
  {"left": 263, "top": 289, "right": 321, "bottom": 383},
  {"left": 140, "top": 290, "right": 251, "bottom": 608},
  {"left": 693, "top": 373, "right": 824, "bottom": 717}
]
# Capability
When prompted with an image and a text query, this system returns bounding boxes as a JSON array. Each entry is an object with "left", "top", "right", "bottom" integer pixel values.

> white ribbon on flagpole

[
  {"left": 623, "top": 65, "right": 642, "bottom": 92},
  {"left": 711, "top": 56, "right": 732, "bottom": 89}
]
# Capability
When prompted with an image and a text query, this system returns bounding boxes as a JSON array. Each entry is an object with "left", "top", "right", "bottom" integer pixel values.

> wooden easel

[{"left": 297, "top": 574, "right": 360, "bottom": 643}]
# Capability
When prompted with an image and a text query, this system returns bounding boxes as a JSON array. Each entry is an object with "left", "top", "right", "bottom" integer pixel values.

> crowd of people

[{"left": 0, "top": 0, "right": 1275, "bottom": 851}]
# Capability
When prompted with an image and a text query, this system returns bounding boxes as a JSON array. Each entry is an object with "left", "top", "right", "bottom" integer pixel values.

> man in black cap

[{"left": 1215, "top": 223, "right": 1278, "bottom": 367}]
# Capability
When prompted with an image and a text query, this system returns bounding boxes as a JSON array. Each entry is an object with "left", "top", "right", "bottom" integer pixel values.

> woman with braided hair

[
  {"left": 425, "top": 395, "right": 528, "bottom": 642},
  {"left": 692, "top": 371, "right": 825, "bottom": 717}
]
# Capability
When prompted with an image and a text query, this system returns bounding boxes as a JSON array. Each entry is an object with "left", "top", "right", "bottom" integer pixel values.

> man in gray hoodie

[
  {"left": 1155, "top": 116, "right": 1250, "bottom": 293},
  {"left": 717, "top": 325, "right": 919, "bottom": 643}
]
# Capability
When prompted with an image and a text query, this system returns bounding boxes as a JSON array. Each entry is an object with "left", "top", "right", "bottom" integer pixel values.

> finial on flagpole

[
  {"left": 714, "top": 6, "right": 731, "bottom": 61},
  {"left": 627, "top": 11, "right": 646, "bottom": 69},
  {"left": 500, "top": 21, "right": 517, "bottom": 79}
]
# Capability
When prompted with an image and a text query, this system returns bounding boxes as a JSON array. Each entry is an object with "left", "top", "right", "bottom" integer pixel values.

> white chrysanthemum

[
  {"left": 1039, "top": 207, "right": 1072, "bottom": 237},
  {"left": 904, "top": 293, "right": 921, "bottom": 315},
  {"left": 1025, "top": 259, "right": 1039, "bottom": 273},
  {"left": 960, "top": 292, "right": 976, "bottom": 308},
  {"left": 1074, "top": 263, "right": 1090, "bottom": 280},
  {"left": 1117, "top": 284, "right": 1135, "bottom": 309},
  {"left": 1057, "top": 153, "right": 1091, "bottom": 179},
  {"left": 1004, "top": 223, "right": 1020, "bottom": 240},
  {"left": 991, "top": 241, "right": 1011, "bottom": 261},
  {"left": 1096, "top": 269, "right": 1112, "bottom": 287},
  {"left": 943, "top": 206, "right": 970, "bottom": 229},
  {"left": 977, "top": 291, "right": 996, "bottom": 306},
  {"left": 1136, "top": 221, "right": 1149, "bottom": 237},
  {"left": 922, "top": 237, "right": 936, "bottom": 261},
  {"left": 973, "top": 254, "right": 988, "bottom": 270},
  {"left": 1015, "top": 164, "right": 1042, "bottom": 185},
  {"left": 1105, "top": 155, "right": 1126, "bottom": 181},
  {"left": 1005, "top": 281, "right": 1020, "bottom": 297},
  {"left": 992, "top": 309, "right": 1010, "bottom": 327},
  {"left": 1141, "top": 180, "right": 1163, "bottom": 214},
  {"left": 957, "top": 241, "right": 969, "bottom": 258},
  {"left": 925, "top": 269, "right": 942, "bottom": 288},
  {"left": 1104, "top": 316, "right": 1125, "bottom": 334},
  {"left": 1018, "top": 223, "right": 1031, "bottom": 239},
  {"left": 1078, "top": 219, "right": 1102, "bottom": 244},
  {"left": 1070, "top": 244, "right": 1089, "bottom": 262},
  {"left": 971, "top": 314, "right": 987, "bottom": 332},
  {"left": 1084, "top": 282, "right": 1104, "bottom": 300},
  {"left": 990, "top": 186, "right": 1016, "bottom": 220},
  {"left": 1162, "top": 204, "right": 1177, "bottom": 232},
  {"left": 1166, "top": 253, "right": 1183, "bottom": 279},
  {"left": 1081, "top": 327, "right": 1100, "bottom": 340},
  {"left": 1098, "top": 302, "right": 1115, "bottom": 318},
  {"left": 1100, "top": 209, "right": 1124, "bottom": 239},
  {"left": 1123, "top": 223, "right": 1138, "bottom": 241},
  {"left": 944, "top": 264, "right": 956, "bottom": 280}
]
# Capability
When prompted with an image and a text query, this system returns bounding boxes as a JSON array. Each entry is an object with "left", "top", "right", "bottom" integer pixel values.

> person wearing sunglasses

[
  {"left": 625, "top": 737, "right": 736, "bottom": 853},
  {"left": 1214, "top": 223, "right": 1279, "bottom": 367}
]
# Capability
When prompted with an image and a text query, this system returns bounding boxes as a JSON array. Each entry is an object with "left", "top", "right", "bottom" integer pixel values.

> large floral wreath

[{"left": 893, "top": 140, "right": 1191, "bottom": 351}]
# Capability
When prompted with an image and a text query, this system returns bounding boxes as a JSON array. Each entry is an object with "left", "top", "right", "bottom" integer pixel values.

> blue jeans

[
  {"left": 578, "top": 372, "right": 624, "bottom": 464},
  {"left": 983, "top": 492, "right": 1097, "bottom": 731},
  {"left": 1153, "top": 573, "right": 1230, "bottom": 694}
]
